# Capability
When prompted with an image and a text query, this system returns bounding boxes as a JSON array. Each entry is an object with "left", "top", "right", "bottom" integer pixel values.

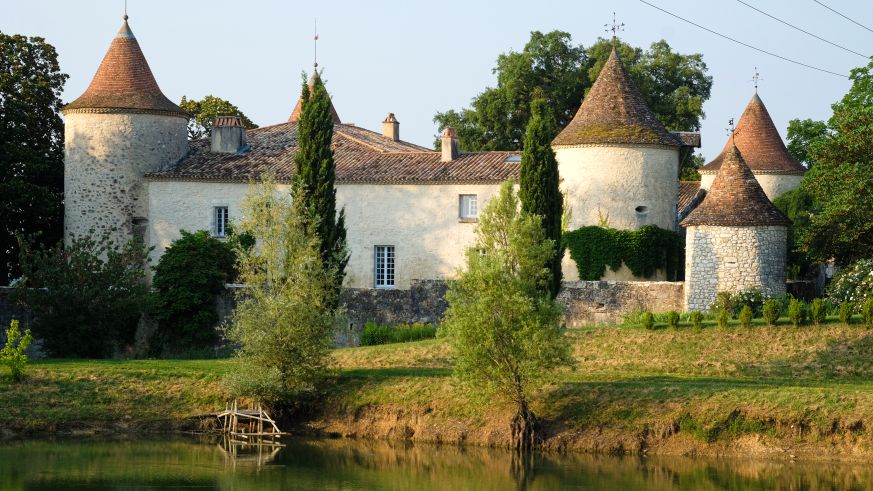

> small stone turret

[
  {"left": 682, "top": 145, "right": 790, "bottom": 311},
  {"left": 63, "top": 16, "right": 188, "bottom": 246},
  {"left": 699, "top": 93, "right": 805, "bottom": 200}
]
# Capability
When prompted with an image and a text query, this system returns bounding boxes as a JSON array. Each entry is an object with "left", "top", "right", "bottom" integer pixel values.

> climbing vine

[{"left": 562, "top": 225, "right": 684, "bottom": 281}]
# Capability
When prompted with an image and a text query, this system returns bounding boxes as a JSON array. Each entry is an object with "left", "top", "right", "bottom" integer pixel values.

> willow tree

[
  {"left": 519, "top": 94, "right": 563, "bottom": 298},
  {"left": 442, "top": 182, "right": 572, "bottom": 452},
  {"left": 293, "top": 73, "right": 348, "bottom": 303}
]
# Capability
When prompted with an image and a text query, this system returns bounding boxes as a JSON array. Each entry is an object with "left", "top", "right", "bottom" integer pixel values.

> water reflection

[{"left": 0, "top": 436, "right": 869, "bottom": 490}]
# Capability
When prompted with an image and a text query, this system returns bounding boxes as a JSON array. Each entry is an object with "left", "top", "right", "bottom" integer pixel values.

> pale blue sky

[{"left": 3, "top": 0, "right": 871, "bottom": 160}]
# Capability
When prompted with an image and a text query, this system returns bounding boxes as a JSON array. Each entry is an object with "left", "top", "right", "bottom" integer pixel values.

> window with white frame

[
  {"left": 459, "top": 194, "right": 478, "bottom": 219},
  {"left": 213, "top": 206, "right": 229, "bottom": 238},
  {"left": 374, "top": 245, "right": 395, "bottom": 288}
]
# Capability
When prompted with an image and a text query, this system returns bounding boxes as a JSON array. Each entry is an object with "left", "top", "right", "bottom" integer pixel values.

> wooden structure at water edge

[{"left": 217, "top": 400, "right": 286, "bottom": 441}]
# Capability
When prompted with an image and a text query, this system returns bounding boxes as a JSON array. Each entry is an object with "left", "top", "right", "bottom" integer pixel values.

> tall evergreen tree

[
  {"left": 0, "top": 33, "right": 67, "bottom": 284},
  {"left": 292, "top": 73, "right": 348, "bottom": 299},
  {"left": 519, "top": 94, "right": 563, "bottom": 298}
]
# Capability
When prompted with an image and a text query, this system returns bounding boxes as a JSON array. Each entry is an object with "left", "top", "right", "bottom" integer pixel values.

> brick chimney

[
  {"left": 441, "top": 127, "right": 459, "bottom": 162},
  {"left": 382, "top": 113, "right": 399, "bottom": 141},
  {"left": 211, "top": 115, "right": 247, "bottom": 153}
]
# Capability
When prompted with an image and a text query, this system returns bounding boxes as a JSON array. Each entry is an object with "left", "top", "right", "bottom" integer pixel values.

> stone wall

[
  {"left": 684, "top": 225, "right": 787, "bottom": 311},
  {"left": 558, "top": 281, "right": 685, "bottom": 326}
]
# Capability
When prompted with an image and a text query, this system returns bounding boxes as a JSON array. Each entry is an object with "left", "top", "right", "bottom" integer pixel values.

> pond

[{"left": 0, "top": 436, "right": 870, "bottom": 490}]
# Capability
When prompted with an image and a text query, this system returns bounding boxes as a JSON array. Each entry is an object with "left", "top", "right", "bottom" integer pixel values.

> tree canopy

[
  {"left": 798, "top": 59, "right": 873, "bottom": 265},
  {"left": 0, "top": 32, "right": 67, "bottom": 285},
  {"left": 786, "top": 118, "right": 828, "bottom": 169},
  {"left": 433, "top": 32, "right": 712, "bottom": 157},
  {"left": 179, "top": 95, "right": 257, "bottom": 140}
]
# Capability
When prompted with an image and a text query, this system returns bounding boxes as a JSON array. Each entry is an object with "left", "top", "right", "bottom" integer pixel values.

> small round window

[{"left": 635, "top": 206, "right": 649, "bottom": 214}]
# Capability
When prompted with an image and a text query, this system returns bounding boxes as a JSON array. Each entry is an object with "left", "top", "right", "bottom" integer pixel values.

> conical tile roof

[
  {"left": 553, "top": 47, "right": 679, "bottom": 147},
  {"left": 64, "top": 18, "right": 185, "bottom": 116},
  {"left": 700, "top": 94, "right": 805, "bottom": 175},
  {"left": 681, "top": 145, "right": 789, "bottom": 227},
  {"left": 288, "top": 72, "right": 341, "bottom": 123}
]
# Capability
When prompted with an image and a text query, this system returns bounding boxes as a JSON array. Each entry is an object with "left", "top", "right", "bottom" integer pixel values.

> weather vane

[
  {"left": 605, "top": 12, "right": 625, "bottom": 41},
  {"left": 750, "top": 67, "right": 762, "bottom": 93},
  {"left": 123, "top": 0, "right": 128, "bottom": 20},
  {"left": 313, "top": 19, "right": 319, "bottom": 70},
  {"left": 726, "top": 118, "right": 738, "bottom": 144}
]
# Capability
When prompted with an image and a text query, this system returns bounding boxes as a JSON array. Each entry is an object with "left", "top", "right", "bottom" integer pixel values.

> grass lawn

[{"left": 1, "top": 320, "right": 871, "bottom": 451}]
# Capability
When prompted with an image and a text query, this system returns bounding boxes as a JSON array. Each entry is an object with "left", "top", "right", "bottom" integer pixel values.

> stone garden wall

[{"left": 557, "top": 281, "right": 685, "bottom": 326}]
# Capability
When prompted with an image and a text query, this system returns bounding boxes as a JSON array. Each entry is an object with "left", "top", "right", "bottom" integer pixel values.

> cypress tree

[
  {"left": 519, "top": 94, "right": 563, "bottom": 298},
  {"left": 292, "top": 73, "right": 349, "bottom": 301}
]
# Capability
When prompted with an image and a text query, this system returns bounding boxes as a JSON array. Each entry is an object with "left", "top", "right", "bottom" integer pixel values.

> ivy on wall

[{"left": 563, "top": 225, "right": 684, "bottom": 281}]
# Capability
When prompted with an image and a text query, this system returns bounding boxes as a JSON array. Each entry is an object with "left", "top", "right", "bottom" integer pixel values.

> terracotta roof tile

[
  {"left": 145, "top": 122, "right": 518, "bottom": 184},
  {"left": 681, "top": 146, "right": 789, "bottom": 227},
  {"left": 63, "top": 19, "right": 185, "bottom": 116},
  {"left": 288, "top": 73, "right": 341, "bottom": 123},
  {"left": 678, "top": 180, "right": 705, "bottom": 220},
  {"left": 700, "top": 94, "right": 805, "bottom": 175},
  {"left": 553, "top": 47, "right": 680, "bottom": 147}
]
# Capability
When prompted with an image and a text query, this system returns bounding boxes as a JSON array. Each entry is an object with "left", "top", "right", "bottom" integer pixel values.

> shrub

[
  {"left": 763, "top": 300, "right": 781, "bottom": 326},
  {"left": 666, "top": 311, "right": 680, "bottom": 329},
  {"left": 864, "top": 299, "right": 873, "bottom": 327},
  {"left": 360, "top": 321, "right": 438, "bottom": 346},
  {"left": 1, "top": 320, "right": 32, "bottom": 382},
  {"left": 839, "top": 302, "right": 854, "bottom": 324},
  {"left": 641, "top": 311, "right": 655, "bottom": 330},
  {"left": 827, "top": 258, "right": 873, "bottom": 306},
  {"left": 710, "top": 288, "right": 764, "bottom": 317},
  {"left": 151, "top": 230, "right": 237, "bottom": 356},
  {"left": 739, "top": 305, "right": 753, "bottom": 329},
  {"left": 690, "top": 311, "right": 703, "bottom": 331},
  {"left": 788, "top": 299, "right": 807, "bottom": 327},
  {"left": 809, "top": 298, "right": 826, "bottom": 325},
  {"left": 13, "top": 234, "right": 151, "bottom": 358},
  {"left": 717, "top": 309, "right": 729, "bottom": 330}
]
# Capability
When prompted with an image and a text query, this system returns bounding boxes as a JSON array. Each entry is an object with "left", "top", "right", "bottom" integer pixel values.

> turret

[
  {"left": 62, "top": 15, "right": 188, "bottom": 246},
  {"left": 288, "top": 72, "right": 341, "bottom": 124},
  {"left": 552, "top": 47, "right": 681, "bottom": 280},
  {"left": 682, "top": 145, "right": 790, "bottom": 311},
  {"left": 699, "top": 93, "right": 805, "bottom": 200}
]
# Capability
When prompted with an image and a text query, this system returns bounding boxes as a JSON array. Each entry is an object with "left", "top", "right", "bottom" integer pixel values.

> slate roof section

[
  {"left": 145, "top": 122, "right": 520, "bottom": 184},
  {"left": 677, "top": 180, "right": 706, "bottom": 222},
  {"left": 700, "top": 94, "right": 805, "bottom": 175},
  {"left": 681, "top": 146, "right": 790, "bottom": 227},
  {"left": 553, "top": 47, "right": 680, "bottom": 147},
  {"left": 63, "top": 18, "right": 186, "bottom": 116}
]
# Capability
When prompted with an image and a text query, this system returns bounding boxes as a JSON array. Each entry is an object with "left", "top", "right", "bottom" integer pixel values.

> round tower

[
  {"left": 699, "top": 93, "right": 805, "bottom": 201},
  {"left": 62, "top": 16, "right": 188, "bottom": 247},
  {"left": 552, "top": 47, "right": 681, "bottom": 280},
  {"left": 681, "top": 145, "right": 790, "bottom": 311}
]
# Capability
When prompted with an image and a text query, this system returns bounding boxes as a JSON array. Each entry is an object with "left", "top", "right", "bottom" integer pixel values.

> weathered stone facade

[
  {"left": 558, "top": 281, "right": 685, "bottom": 326},
  {"left": 64, "top": 112, "right": 187, "bottom": 246},
  {"left": 684, "top": 225, "right": 787, "bottom": 311}
]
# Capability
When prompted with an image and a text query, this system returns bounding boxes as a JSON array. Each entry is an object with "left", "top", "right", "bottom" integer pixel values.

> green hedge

[
  {"left": 360, "top": 322, "right": 437, "bottom": 346},
  {"left": 562, "top": 225, "right": 684, "bottom": 281}
]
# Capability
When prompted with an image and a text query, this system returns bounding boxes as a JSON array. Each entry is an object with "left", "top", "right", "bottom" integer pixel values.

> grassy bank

[{"left": 2, "top": 323, "right": 872, "bottom": 459}]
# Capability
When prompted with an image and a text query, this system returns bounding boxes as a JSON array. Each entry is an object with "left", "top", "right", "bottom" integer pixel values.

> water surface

[{"left": 0, "top": 437, "right": 869, "bottom": 490}]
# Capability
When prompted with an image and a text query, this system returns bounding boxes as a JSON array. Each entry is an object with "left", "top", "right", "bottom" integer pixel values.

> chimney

[
  {"left": 211, "top": 115, "right": 247, "bottom": 153},
  {"left": 441, "top": 127, "right": 459, "bottom": 162},
  {"left": 382, "top": 113, "right": 400, "bottom": 141}
]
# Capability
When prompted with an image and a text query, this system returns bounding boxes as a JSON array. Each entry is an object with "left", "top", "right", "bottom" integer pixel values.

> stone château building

[{"left": 62, "top": 17, "right": 802, "bottom": 320}]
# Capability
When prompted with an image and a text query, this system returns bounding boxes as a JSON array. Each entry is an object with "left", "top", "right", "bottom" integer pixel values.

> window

[
  {"left": 459, "top": 194, "right": 478, "bottom": 220},
  {"left": 374, "top": 245, "right": 395, "bottom": 288},
  {"left": 213, "top": 206, "right": 229, "bottom": 238}
]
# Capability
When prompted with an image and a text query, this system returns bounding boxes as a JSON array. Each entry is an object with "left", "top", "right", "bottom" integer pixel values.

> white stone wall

[
  {"left": 555, "top": 144, "right": 679, "bottom": 232},
  {"left": 146, "top": 180, "right": 502, "bottom": 288},
  {"left": 700, "top": 172, "right": 802, "bottom": 201},
  {"left": 684, "top": 225, "right": 787, "bottom": 311},
  {"left": 64, "top": 112, "right": 188, "bottom": 246}
]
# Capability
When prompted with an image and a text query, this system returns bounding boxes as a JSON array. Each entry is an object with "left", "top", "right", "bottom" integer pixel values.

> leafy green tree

[
  {"left": 292, "top": 73, "right": 349, "bottom": 303},
  {"left": 773, "top": 188, "right": 816, "bottom": 278},
  {"left": 0, "top": 33, "right": 67, "bottom": 285},
  {"left": 1, "top": 320, "right": 32, "bottom": 382},
  {"left": 151, "top": 230, "right": 237, "bottom": 355},
  {"left": 679, "top": 153, "right": 705, "bottom": 181},
  {"left": 433, "top": 33, "right": 712, "bottom": 152},
  {"left": 179, "top": 95, "right": 257, "bottom": 140},
  {"left": 225, "top": 177, "right": 339, "bottom": 405},
  {"left": 13, "top": 235, "right": 150, "bottom": 358},
  {"left": 442, "top": 181, "right": 573, "bottom": 452},
  {"left": 786, "top": 118, "right": 828, "bottom": 168},
  {"left": 519, "top": 94, "right": 563, "bottom": 298},
  {"left": 799, "top": 60, "right": 873, "bottom": 265}
]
